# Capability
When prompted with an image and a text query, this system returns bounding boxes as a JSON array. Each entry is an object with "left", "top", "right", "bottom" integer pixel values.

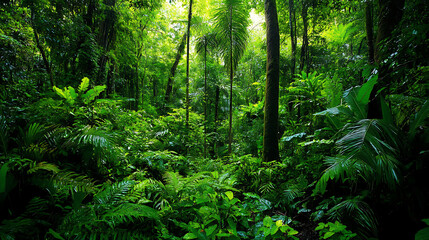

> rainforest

[{"left": 0, "top": 0, "right": 428, "bottom": 239}]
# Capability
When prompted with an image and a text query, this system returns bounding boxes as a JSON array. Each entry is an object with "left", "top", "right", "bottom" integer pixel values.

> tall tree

[
  {"left": 165, "top": 32, "right": 187, "bottom": 103},
  {"left": 288, "top": 0, "right": 297, "bottom": 78},
  {"left": 185, "top": 0, "right": 194, "bottom": 127},
  {"left": 365, "top": 0, "right": 375, "bottom": 63},
  {"left": 367, "top": 0, "right": 405, "bottom": 119},
  {"left": 196, "top": 33, "right": 216, "bottom": 158},
  {"left": 213, "top": 0, "right": 249, "bottom": 155},
  {"left": 29, "top": 7, "right": 54, "bottom": 88},
  {"left": 263, "top": 0, "right": 280, "bottom": 161},
  {"left": 96, "top": 0, "right": 117, "bottom": 87},
  {"left": 299, "top": 0, "right": 309, "bottom": 72}
]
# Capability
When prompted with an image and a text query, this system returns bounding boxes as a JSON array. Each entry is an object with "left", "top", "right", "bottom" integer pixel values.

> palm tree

[
  {"left": 213, "top": 0, "right": 249, "bottom": 155},
  {"left": 185, "top": 0, "right": 194, "bottom": 127}
]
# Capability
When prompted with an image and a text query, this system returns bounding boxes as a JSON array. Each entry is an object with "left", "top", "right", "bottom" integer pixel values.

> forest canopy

[{"left": 0, "top": 0, "right": 428, "bottom": 239}]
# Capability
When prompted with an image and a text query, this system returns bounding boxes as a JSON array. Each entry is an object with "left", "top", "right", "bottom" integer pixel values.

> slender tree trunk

[
  {"left": 263, "top": 0, "right": 280, "bottom": 161},
  {"left": 204, "top": 43, "right": 207, "bottom": 158},
  {"left": 288, "top": 0, "right": 296, "bottom": 78},
  {"left": 299, "top": 1, "right": 309, "bottom": 72},
  {"left": 135, "top": 62, "right": 139, "bottom": 110},
  {"left": 106, "top": 61, "right": 115, "bottom": 95},
  {"left": 214, "top": 85, "right": 220, "bottom": 157},
  {"left": 228, "top": 8, "right": 233, "bottom": 155},
  {"left": 365, "top": 0, "right": 375, "bottom": 63},
  {"left": 96, "top": 0, "right": 117, "bottom": 85},
  {"left": 165, "top": 32, "right": 187, "bottom": 103},
  {"left": 186, "top": 0, "right": 193, "bottom": 128},
  {"left": 368, "top": 0, "right": 405, "bottom": 119},
  {"left": 31, "top": 10, "right": 54, "bottom": 88}
]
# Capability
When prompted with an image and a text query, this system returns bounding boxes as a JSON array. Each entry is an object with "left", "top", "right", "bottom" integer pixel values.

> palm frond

[
  {"left": 213, "top": 0, "right": 249, "bottom": 72},
  {"left": 20, "top": 123, "right": 45, "bottom": 147},
  {"left": 315, "top": 157, "right": 362, "bottom": 194},
  {"left": 336, "top": 119, "right": 400, "bottom": 189},
  {"left": 328, "top": 198, "right": 377, "bottom": 238}
]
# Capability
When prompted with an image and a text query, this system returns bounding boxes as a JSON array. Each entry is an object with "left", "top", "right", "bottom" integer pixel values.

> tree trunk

[
  {"left": 204, "top": 43, "right": 207, "bottom": 158},
  {"left": 165, "top": 32, "right": 187, "bottom": 103},
  {"left": 299, "top": 1, "right": 309, "bottom": 72},
  {"left": 228, "top": 8, "right": 233, "bottom": 155},
  {"left": 368, "top": 0, "right": 405, "bottom": 119},
  {"left": 106, "top": 61, "right": 115, "bottom": 95},
  {"left": 135, "top": 62, "right": 139, "bottom": 110},
  {"left": 96, "top": 0, "right": 117, "bottom": 87},
  {"left": 214, "top": 85, "right": 220, "bottom": 157},
  {"left": 288, "top": 0, "right": 296, "bottom": 78},
  {"left": 365, "top": 0, "right": 375, "bottom": 63},
  {"left": 186, "top": 0, "right": 193, "bottom": 128},
  {"left": 30, "top": 10, "right": 54, "bottom": 88},
  {"left": 263, "top": 0, "right": 280, "bottom": 161}
]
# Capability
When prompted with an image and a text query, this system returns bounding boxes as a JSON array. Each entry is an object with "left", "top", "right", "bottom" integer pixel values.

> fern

[
  {"left": 66, "top": 125, "right": 114, "bottom": 150},
  {"left": 59, "top": 180, "right": 159, "bottom": 239},
  {"left": 51, "top": 170, "right": 99, "bottom": 194},
  {"left": 95, "top": 180, "right": 135, "bottom": 205},
  {"left": 102, "top": 202, "right": 159, "bottom": 225}
]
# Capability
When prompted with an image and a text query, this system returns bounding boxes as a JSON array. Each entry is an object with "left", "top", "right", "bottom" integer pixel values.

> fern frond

[
  {"left": 51, "top": 170, "right": 99, "bottom": 194},
  {"left": 66, "top": 125, "right": 114, "bottom": 150},
  {"left": 95, "top": 180, "right": 135, "bottom": 205},
  {"left": 27, "top": 161, "right": 59, "bottom": 174},
  {"left": 102, "top": 202, "right": 159, "bottom": 226}
]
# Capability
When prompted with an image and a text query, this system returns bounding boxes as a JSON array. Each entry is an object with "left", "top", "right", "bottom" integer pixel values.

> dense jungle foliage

[{"left": 1, "top": 0, "right": 428, "bottom": 239}]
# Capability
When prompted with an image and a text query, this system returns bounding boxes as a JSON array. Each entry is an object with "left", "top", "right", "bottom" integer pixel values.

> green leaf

[
  {"left": 263, "top": 216, "right": 272, "bottom": 227},
  {"left": 0, "top": 162, "right": 9, "bottom": 194},
  {"left": 225, "top": 191, "right": 234, "bottom": 200},
  {"left": 415, "top": 228, "right": 429, "bottom": 240},
  {"left": 270, "top": 225, "right": 279, "bottom": 235},
  {"left": 79, "top": 77, "right": 90, "bottom": 93},
  {"left": 357, "top": 74, "right": 378, "bottom": 105},
  {"left": 47, "top": 228, "right": 65, "bottom": 240},
  {"left": 227, "top": 217, "right": 237, "bottom": 236},
  {"left": 183, "top": 233, "right": 197, "bottom": 239},
  {"left": 409, "top": 101, "right": 429, "bottom": 141},
  {"left": 288, "top": 229, "right": 298, "bottom": 235},
  {"left": 323, "top": 231, "right": 335, "bottom": 239},
  {"left": 53, "top": 86, "right": 66, "bottom": 99},
  {"left": 205, "top": 224, "right": 218, "bottom": 236},
  {"left": 315, "top": 223, "right": 326, "bottom": 231},
  {"left": 381, "top": 96, "right": 394, "bottom": 125}
]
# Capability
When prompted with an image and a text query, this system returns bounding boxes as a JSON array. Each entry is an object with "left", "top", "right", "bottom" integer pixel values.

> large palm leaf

[
  {"left": 316, "top": 119, "right": 401, "bottom": 193},
  {"left": 213, "top": 0, "right": 249, "bottom": 74}
]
